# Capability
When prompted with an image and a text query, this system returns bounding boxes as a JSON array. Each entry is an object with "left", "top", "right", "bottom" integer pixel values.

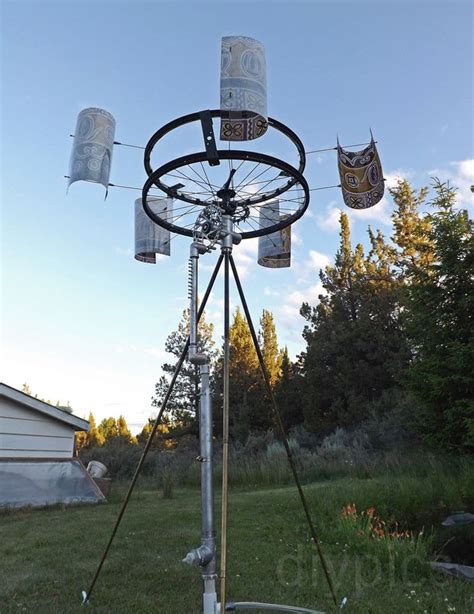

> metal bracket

[{"left": 200, "top": 110, "right": 220, "bottom": 167}]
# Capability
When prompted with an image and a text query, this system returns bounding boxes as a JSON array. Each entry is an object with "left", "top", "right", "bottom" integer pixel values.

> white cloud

[
  {"left": 457, "top": 159, "right": 474, "bottom": 179},
  {"left": 450, "top": 160, "right": 474, "bottom": 209},
  {"left": 291, "top": 228, "right": 303, "bottom": 245},
  {"left": 275, "top": 281, "right": 325, "bottom": 331},
  {"left": 291, "top": 248, "right": 332, "bottom": 287},
  {"left": 316, "top": 200, "right": 341, "bottom": 232},
  {"left": 264, "top": 286, "right": 280, "bottom": 297},
  {"left": 346, "top": 196, "right": 392, "bottom": 227},
  {"left": 309, "top": 250, "right": 331, "bottom": 270},
  {"left": 384, "top": 168, "right": 414, "bottom": 189},
  {"left": 427, "top": 159, "right": 473, "bottom": 210},
  {"left": 232, "top": 237, "right": 258, "bottom": 279},
  {"left": 315, "top": 168, "right": 415, "bottom": 232}
]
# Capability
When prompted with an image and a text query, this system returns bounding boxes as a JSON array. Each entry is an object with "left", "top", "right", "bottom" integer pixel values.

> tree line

[
  {"left": 77, "top": 178, "right": 473, "bottom": 455},
  {"left": 298, "top": 178, "right": 473, "bottom": 452}
]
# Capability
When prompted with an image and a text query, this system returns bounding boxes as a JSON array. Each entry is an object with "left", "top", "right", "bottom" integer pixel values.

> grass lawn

[{"left": 1, "top": 477, "right": 473, "bottom": 613}]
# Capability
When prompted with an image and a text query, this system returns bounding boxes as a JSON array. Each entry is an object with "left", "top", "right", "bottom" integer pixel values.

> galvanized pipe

[
  {"left": 200, "top": 362, "right": 218, "bottom": 612},
  {"left": 83, "top": 253, "right": 224, "bottom": 605},
  {"left": 220, "top": 215, "right": 233, "bottom": 612},
  {"left": 199, "top": 361, "right": 216, "bottom": 571},
  {"left": 183, "top": 241, "right": 219, "bottom": 614}
]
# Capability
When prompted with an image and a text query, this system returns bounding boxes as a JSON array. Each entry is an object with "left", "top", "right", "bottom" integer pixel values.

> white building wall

[{"left": 0, "top": 397, "right": 75, "bottom": 458}]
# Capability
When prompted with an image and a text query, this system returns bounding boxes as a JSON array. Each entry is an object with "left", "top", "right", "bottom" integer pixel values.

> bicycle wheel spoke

[
  {"left": 169, "top": 202, "right": 206, "bottom": 214},
  {"left": 233, "top": 162, "right": 262, "bottom": 192},
  {"left": 234, "top": 163, "right": 275, "bottom": 193},
  {"left": 236, "top": 217, "right": 279, "bottom": 248},
  {"left": 144, "top": 149, "right": 308, "bottom": 238},
  {"left": 164, "top": 169, "right": 212, "bottom": 193},
  {"left": 168, "top": 204, "right": 203, "bottom": 225}
]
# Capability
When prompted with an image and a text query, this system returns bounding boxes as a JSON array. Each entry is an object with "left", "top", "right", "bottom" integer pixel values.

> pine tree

[
  {"left": 300, "top": 211, "right": 409, "bottom": 433},
  {"left": 214, "top": 307, "right": 283, "bottom": 440},
  {"left": 252, "top": 309, "right": 284, "bottom": 432},
  {"left": 21, "top": 383, "right": 32, "bottom": 396},
  {"left": 226, "top": 307, "right": 259, "bottom": 440},
  {"left": 88, "top": 412, "right": 105, "bottom": 446},
  {"left": 405, "top": 179, "right": 474, "bottom": 450},
  {"left": 74, "top": 430, "right": 88, "bottom": 455},
  {"left": 117, "top": 415, "right": 137, "bottom": 444},
  {"left": 136, "top": 418, "right": 173, "bottom": 448},
  {"left": 259, "top": 309, "right": 282, "bottom": 386},
  {"left": 390, "top": 179, "right": 433, "bottom": 277},
  {"left": 275, "top": 347, "right": 303, "bottom": 430},
  {"left": 77, "top": 412, "right": 104, "bottom": 450},
  {"left": 98, "top": 417, "right": 119, "bottom": 441},
  {"left": 152, "top": 309, "right": 216, "bottom": 434}
]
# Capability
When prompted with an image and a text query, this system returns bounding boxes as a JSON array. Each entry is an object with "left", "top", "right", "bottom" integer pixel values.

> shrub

[{"left": 337, "top": 502, "right": 430, "bottom": 580}]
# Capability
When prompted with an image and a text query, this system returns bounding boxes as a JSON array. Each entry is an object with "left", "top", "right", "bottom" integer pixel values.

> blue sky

[{"left": 2, "top": 0, "right": 472, "bottom": 431}]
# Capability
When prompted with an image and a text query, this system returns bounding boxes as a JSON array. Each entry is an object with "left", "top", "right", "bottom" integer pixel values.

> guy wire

[
  {"left": 69, "top": 134, "right": 375, "bottom": 156},
  {"left": 305, "top": 140, "right": 377, "bottom": 154},
  {"left": 64, "top": 177, "right": 341, "bottom": 194}
]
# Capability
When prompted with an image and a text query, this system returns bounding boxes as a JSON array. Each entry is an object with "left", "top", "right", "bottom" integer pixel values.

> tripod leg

[
  {"left": 229, "top": 255, "right": 338, "bottom": 608},
  {"left": 220, "top": 251, "right": 231, "bottom": 611},
  {"left": 82, "top": 253, "right": 224, "bottom": 604}
]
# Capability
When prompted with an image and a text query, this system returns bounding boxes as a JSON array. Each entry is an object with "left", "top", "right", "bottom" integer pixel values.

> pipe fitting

[{"left": 182, "top": 545, "right": 214, "bottom": 567}]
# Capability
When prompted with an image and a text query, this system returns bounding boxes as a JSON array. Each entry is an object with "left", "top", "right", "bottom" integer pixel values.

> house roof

[{"left": 0, "top": 383, "right": 90, "bottom": 432}]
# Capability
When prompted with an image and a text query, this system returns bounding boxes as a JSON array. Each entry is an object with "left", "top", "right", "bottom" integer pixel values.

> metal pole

[
  {"left": 182, "top": 358, "right": 218, "bottom": 614},
  {"left": 82, "top": 253, "right": 224, "bottom": 605},
  {"left": 229, "top": 255, "right": 338, "bottom": 608},
  {"left": 199, "top": 361, "right": 218, "bottom": 613},
  {"left": 183, "top": 242, "right": 218, "bottom": 614},
  {"left": 220, "top": 216, "right": 233, "bottom": 612}
]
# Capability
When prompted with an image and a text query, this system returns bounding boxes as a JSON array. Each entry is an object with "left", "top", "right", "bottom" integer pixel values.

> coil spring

[{"left": 187, "top": 258, "right": 193, "bottom": 300}]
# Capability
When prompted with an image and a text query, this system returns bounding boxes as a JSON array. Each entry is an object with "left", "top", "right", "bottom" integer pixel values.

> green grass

[{"left": 1, "top": 473, "right": 473, "bottom": 613}]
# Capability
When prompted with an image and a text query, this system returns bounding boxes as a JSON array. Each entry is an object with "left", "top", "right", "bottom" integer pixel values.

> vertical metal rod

[
  {"left": 186, "top": 241, "right": 218, "bottom": 613},
  {"left": 199, "top": 365, "right": 214, "bottom": 554},
  {"left": 229, "top": 255, "right": 338, "bottom": 607},
  {"left": 199, "top": 361, "right": 218, "bottom": 614},
  {"left": 220, "top": 250, "right": 231, "bottom": 611},
  {"left": 83, "top": 253, "right": 224, "bottom": 604}
]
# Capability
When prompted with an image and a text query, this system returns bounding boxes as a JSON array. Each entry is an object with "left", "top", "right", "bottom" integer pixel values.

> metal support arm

[{"left": 228, "top": 254, "right": 338, "bottom": 609}]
